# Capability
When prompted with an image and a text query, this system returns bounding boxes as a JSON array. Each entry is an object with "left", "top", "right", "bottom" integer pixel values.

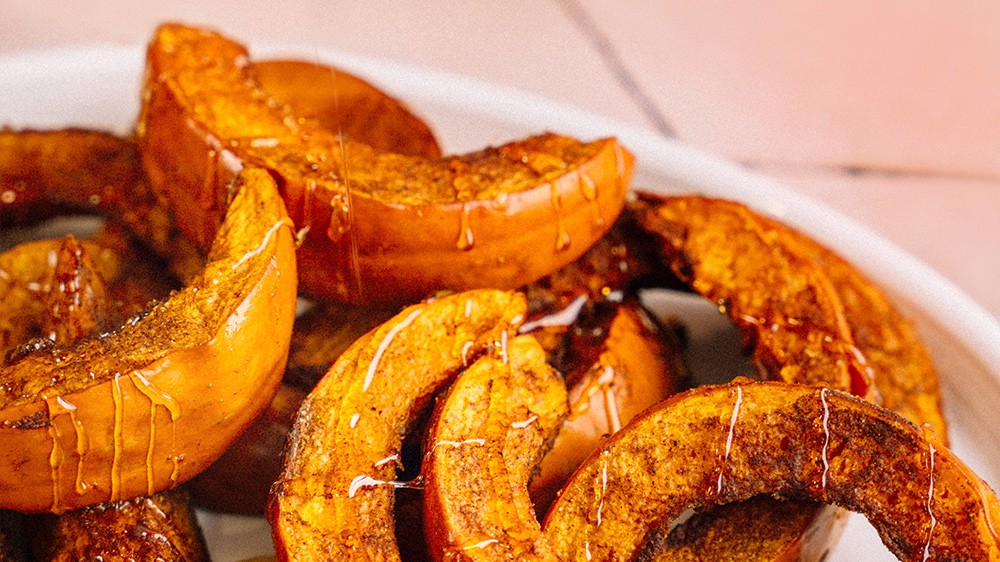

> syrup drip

[
  {"left": 110, "top": 373, "right": 125, "bottom": 502},
  {"left": 550, "top": 182, "right": 571, "bottom": 252},
  {"left": 363, "top": 308, "right": 424, "bottom": 392},
  {"left": 461, "top": 340, "right": 474, "bottom": 367},
  {"left": 566, "top": 364, "right": 622, "bottom": 436},
  {"left": 921, "top": 437, "right": 937, "bottom": 561},
  {"left": 518, "top": 294, "right": 588, "bottom": 334},
  {"left": 457, "top": 203, "right": 475, "bottom": 251},
  {"left": 613, "top": 143, "right": 627, "bottom": 194},
  {"left": 46, "top": 396, "right": 88, "bottom": 498},
  {"left": 578, "top": 172, "right": 603, "bottom": 227},
  {"left": 45, "top": 400, "right": 65, "bottom": 513},
  {"left": 510, "top": 415, "right": 538, "bottom": 430},
  {"left": 460, "top": 539, "right": 499, "bottom": 552},
  {"left": 716, "top": 385, "right": 743, "bottom": 496},
  {"left": 595, "top": 449, "right": 610, "bottom": 527},
  {"left": 231, "top": 217, "right": 295, "bottom": 271},
  {"left": 348, "top": 474, "right": 424, "bottom": 498},
  {"left": 819, "top": 387, "right": 831, "bottom": 493},
  {"left": 128, "top": 371, "right": 181, "bottom": 493}
]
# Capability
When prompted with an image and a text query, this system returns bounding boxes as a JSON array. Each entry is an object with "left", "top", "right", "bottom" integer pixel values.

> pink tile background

[{"left": 2, "top": 0, "right": 998, "bottom": 319}]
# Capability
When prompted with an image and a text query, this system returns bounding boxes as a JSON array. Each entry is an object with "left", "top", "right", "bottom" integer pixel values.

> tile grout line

[
  {"left": 742, "top": 159, "right": 1000, "bottom": 183},
  {"left": 554, "top": 0, "right": 678, "bottom": 139}
]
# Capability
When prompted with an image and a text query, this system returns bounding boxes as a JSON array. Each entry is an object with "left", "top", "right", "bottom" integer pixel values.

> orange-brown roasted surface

[
  {"left": 14, "top": 235, "right": 208, "bottom": 562},
  {"left": 253, "top": 59, "right": 443, "bottom": 159},
  {"left": 633, "top": 194, "right": 946, "bottom": 436},
  {"left": 139, "top": 23, "right": 631, "bottom": 304},
  {"left": 28, "top": 489, "right": 207, "bottom": 562},
  {"left": 0, "top": 167, "right": 297, "bottom": 513},
  {"left": 422, "top": 335, "right": 566, "bottom": 561},
  {"left": 0, "top": 129, "right": 140, "bottom": 226},
  {"left": 269, "top": 289, "right": 527, "bottom": 561},
  {"left": 542, "top": 379, "right": 1000, "bottom": 561},
  {"left": 636, "top": 498, "right": 847, "bottom": 562}
]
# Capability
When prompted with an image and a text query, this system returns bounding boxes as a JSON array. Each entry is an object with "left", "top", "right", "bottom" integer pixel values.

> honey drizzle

[
  {"left": 57, "top": 396, "right": 88, "bottom": 495},
  {"left": 128, "top": 371, "right": 182, "bottom": 493},
  {"left": 578, "top": 172, "right": 603, "bottom": 227},
  {"left": 362, "top": 308, "right": 424, "bottom": 392},
  {"left": 44, "top": 398, "right": 64, "bottom": 513},
  {"left": 110, "top": 373, "right": 125, "bottom": 502},
  {"left": 819, "top": 387, "right": 831, "bottom": 493},
  {"left": 613, "top": 143, "right": 627, "bottom": 195},
  {"left": 457, "top": 203, "right": 475, "bottom": 251},
  {"left": 231, "top": 217, "right": 295, "bottom": 271},
  {"left": 921, "top": 439, "right": 937, "bottom": 561},
  {"left": 716, "top": 385, "right": 743, "bottom": 495},
  {"left": 550, "top": 182, "right": 571, "bottom": 252}
]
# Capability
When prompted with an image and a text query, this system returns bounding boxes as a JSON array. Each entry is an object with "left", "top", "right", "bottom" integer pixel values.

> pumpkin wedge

[
  {"left": 632, "top": 194, "right": 948, "bottom": 560},
  {"left": 542, "top": 380, "right": 1000, "bottom": 561},
  {"left": 0, "top": 167, "right": 297, "bottom": 513},
  {"left": 28, "top": 488, "right": 207, "bottom": 561},
  {"left": 422, "top": 334, "right": 566, "bottom": 561},
  {"left": 633, "top": 194, "right": 945, "bottom": 435},
  {"left": 252, "top": 59, "right": 442, "bottom": 159},
  {"left": 15, "top": 235, "right": 208, "bottom": 561},
  {"left": 269, "top": 289, "right": 526, "bottom": 561},
  {"left": 139, "top": 23, "right": 631, "bottom": 303}
]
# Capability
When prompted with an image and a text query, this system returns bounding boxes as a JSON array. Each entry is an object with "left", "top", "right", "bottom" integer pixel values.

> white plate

[{"left": 3, "top": 44, "right": 1000, "bottom": 562}]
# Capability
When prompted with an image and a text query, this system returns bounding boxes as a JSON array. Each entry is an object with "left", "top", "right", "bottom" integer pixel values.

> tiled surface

[{"left": 2, "top": 0, "right": 998, "bottom": 319}]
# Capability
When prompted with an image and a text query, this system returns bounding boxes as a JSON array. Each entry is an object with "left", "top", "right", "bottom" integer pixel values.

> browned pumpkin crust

[
  {"left": 269, "top": 290, "right": 527, "bottom": 561},
  {"left": 542, "top": 380, "right": 998, "bottom": 562},
  {"left": 422, "top": 335, "right": 566, "bottom": 561},
  {"left": 139, "top": 23, "right": 631, "bottom": 304}
]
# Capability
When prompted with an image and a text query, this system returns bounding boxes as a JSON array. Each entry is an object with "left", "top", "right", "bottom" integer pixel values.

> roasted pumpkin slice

[
  {"left": 269, "top": 289, "right": 526, "bottom": 561},
  {"left": 139, "top": 23, "right": 632, "bottom": 303},
  {"left": 1, "top": 239, "right": 116, "bottom": 360},
  {"left": 542, "top": 380, "right": 1000, "bottom": 561},
  {"left": 633, "top": 194, "right": 945, "bottom": 435},
  {"left": 0, "top": 167, "right": 297, "bottom": 513},
  {"left": 252, "top": 59, "right": 442, "bottom": 158},
  {"left": 0, "top": 128, "right": 203, "bottom": 283},
  {"left": 422, "top": 334, "right": 566, "bottom": 561},
  {"left": 16, "top": 236, "right": 208, "bottom": 561},
  {"left": 0, "top": 128, "right": 141, "bottom": 226},
  {"left": 632, "top": 194, "right": 948, "bottom": 560},
  {"left": 28, "top": 488, "right": 207, "bottom": 561}
]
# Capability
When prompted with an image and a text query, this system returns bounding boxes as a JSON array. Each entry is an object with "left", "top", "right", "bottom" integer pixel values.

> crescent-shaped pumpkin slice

[
  {"left": 0, "top": 166, "right": 297, "bottom": 513},
  {"left": 631, "top": 194, "right": 948, "bottom": 560},
  {"left": 14, "top": 235, "right": 209, "bottom": 561},
  {"left": 269, "top": 289, "right": 527, "bottom": 561},
  {"left": 633, "top": 194, "right": 945, "bottom": 435},
  {"left": 422, "top": 334, "right": 566, "bottom": 561},
  {"left": 138, "top": 23, "right": 632, "bottom": 304},
  {"left": 542, "top": 379, "right": 1000, "bottom": 561}
]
